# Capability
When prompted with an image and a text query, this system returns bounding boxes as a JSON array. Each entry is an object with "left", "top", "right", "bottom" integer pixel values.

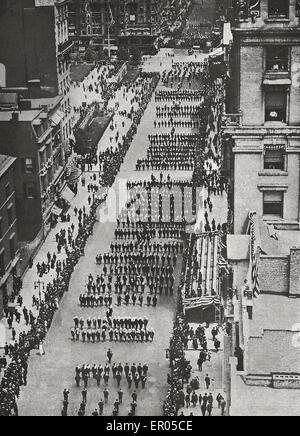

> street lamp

[{"left": 34, "top": 280, "right": 45, "bottom": 304}]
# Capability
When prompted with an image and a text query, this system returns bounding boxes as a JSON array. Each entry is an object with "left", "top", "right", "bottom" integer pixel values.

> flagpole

[{"left": 108, "top": 23, "right": 111, "bottom": 59}]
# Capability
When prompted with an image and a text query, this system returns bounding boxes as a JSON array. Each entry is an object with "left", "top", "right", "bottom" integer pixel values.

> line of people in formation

[
  {"left": 114, "top": 226, "right": 185, "bottom": 240},
  {"left": 162, "top": 61, "right": 208, "bottom": 86},
  {"left": 108, "top": 240, "right": 183, "bottom": 254},
  {"left": 136, "top": 160, "right": 194, "bottom": 172},
  {"left": 74, "top": 359, "right": 149, "bottom": 389},
  {"left": 148, "top": 133, "right": 203, "bottom": 145},
  {"left": 116, "top": 219, "right": 185, "bottom": 231},
  {"left": 72, "top": 316, "right": 149, "bottom": 330},
  {"left": 94, "top": 257, "right": 176, "bottom": 296},
  {"left": 156, "top": 104, "right": 204, "bottom": 118},
  {"left": 126, "top": 174, "right": 193, "bottom": 191},
  {"left": 155, "top": 90, "right": 204, "bottom": 102},
  {"left": 71, "top": 326, "right": 155, "bottom": 343},
  {"left": 62, "top": 357, "right": 149, "bottom": 416},
  {"left": 79, "top": 293, "right": 159, "bottom": 308},
  {"left": 96, "top": 249, "right": 176, "bottom": 274},
  {"left": 153, "top": 119, "right": 201, "bottom": 129},
  {"left": 96, "top": 252, "right": 176, "bottom": 269}
]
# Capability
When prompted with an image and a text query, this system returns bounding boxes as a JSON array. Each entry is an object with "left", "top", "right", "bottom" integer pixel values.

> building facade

[
  {"left": 0, "top": 155, "right": 19, "bottom": 316},
  {"left": 0, "top": 96, "right": 66, "bottom": 241},
  {"left": 68, "top": 0, "right": 158, "bottom": 53},
  {"left": 0, "top": 0, "right": 73, "bottom": 149},
  {"left": 221, "top": 0, "right": 300, "bottom": 414},
  {"left": 223, "top": 0, "right": 300, "bottom": 234}
]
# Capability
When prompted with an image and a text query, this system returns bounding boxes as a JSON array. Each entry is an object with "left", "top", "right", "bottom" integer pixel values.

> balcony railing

[{"left": 222, "top": 112, "right": 243, "bottom": 127}]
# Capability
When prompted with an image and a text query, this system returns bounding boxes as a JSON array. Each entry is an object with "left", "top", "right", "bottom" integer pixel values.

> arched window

[{"left": 0, "top": 63, "right": 6, "bottom": 88}]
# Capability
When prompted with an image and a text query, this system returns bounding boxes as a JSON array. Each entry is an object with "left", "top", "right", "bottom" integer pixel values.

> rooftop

[
  {"left": 227, "top": 235, "right": 249, "bottom": 261},
  {"left": 259, "top": 220, "right": 300, "bottom": 256},
  {"left": 0, "top": 110, "right": 42, "bottom": 123},
  {"left": 26, "top": 95, "right": 62, "bottom": 110},
  {"left": 0, "top": 92, "right": 18, "bottom": 109},
  {"left": 250, "top": 294, "right": 300, "bottom": 337}
]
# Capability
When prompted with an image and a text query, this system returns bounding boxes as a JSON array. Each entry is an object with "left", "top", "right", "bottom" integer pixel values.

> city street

[
  {"left": 1, "top": 0, "right": 299, "bottom": 419},
  {"left": 12, "top": 42, "right": 226, "bottom": 415}
]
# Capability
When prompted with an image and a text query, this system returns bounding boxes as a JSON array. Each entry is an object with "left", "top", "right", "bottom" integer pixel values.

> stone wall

[
  {"left": 259, "top": 256, "right": 290, "bottom": 295},
  {"left": 248, "top": 330, "right": 300, "bottom": 375}
]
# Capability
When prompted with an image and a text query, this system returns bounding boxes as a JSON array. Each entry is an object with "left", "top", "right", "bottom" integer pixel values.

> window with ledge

[
  {"left": 263, "top": 191, "right": 283, "bottom": 218},
  {"left": 265, "top": 90, "right": 287, "bottom": 123},
  {"left": 268, "top": 0, "right": 289, "bottom": 19},
  {"left": 24, "top": 157, "right": 35, "bottom": 174},
  {"left": 264, "top": 146, "right": 286, "bottom": 171},
  {"left": 266, "top": 46, "right": 289, "bottom": 72},
  {"left": 24, "top": 183, "right": 36, "bottom": 199}
]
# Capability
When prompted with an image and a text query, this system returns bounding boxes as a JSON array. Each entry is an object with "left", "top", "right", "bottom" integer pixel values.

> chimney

[
  {"left": 289, "top": 247, "right": 300, "bottom": 297},
  {"left": 27, "top": 79, "right": 41, "bottom": 99}
]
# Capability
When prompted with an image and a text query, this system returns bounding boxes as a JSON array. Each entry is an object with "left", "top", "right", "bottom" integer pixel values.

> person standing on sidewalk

[{"left": 205, "top": 374, "right": 211, "bottom": 390}]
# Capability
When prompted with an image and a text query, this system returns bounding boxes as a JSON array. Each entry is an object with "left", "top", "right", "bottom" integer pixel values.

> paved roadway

[
  {"left": 16, "top": 50, "right": 199, "bottom": 417},
  {"left": 14, "top": 29, "right": 227, "bottom": 413}
]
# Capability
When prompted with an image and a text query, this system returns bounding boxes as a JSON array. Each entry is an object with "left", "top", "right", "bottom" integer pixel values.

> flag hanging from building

[
  {"left": 251, "top": 250, "right": 260, "bottom": 297},
  {"left": 218, "top": 255, "right": 231, "bottom": 274},
  {"left": 183, "top": 295, "right": 221, "bottom": 310}
]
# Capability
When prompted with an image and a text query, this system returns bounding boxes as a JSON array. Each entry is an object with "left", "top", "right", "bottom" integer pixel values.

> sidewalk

[{"left": 178, "top": 323, "right": 226, "bottom": 417}]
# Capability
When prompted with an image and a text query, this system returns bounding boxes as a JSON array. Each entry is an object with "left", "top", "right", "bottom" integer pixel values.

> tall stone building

[
  {"left": 222, "top": 0, "right": 300, "bottom": 415},
  {"left": 0, "top": 95, "right": 67, "bottom": 242},
  {"left": 0, "top": 0, "right": 73, "bottom": 241},
  {"left": 223, "top": 0, "right": 300, "bottom": 234},
  {"left": 0, "top": 155, "right": 18, "bottom": 316},
  {"left": 0, "top": 0, "right": 73, "bottom": 147}
]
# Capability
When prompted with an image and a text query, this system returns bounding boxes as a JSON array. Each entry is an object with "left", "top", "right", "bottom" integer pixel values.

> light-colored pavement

[
  {"left": 16, "top": 55, "right": 181, "bottom": 417},
  {"left": 1, "top": 40, "right": 227, "bottom": 416}
]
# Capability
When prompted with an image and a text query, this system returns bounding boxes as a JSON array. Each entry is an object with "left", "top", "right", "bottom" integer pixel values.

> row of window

[{"left": 263, "top": 191, "right": 283, "bottom": 218}]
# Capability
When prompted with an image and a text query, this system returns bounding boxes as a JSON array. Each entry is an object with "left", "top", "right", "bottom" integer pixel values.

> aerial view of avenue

[{"left": 0, "top": 0, "right": 300, "bottom": 419}]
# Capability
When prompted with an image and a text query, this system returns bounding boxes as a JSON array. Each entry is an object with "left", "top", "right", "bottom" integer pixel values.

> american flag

[
  {"left": 218, "top": 255, "right": 231, "bottom": 274},
  {"left": 252, "top": 251, "right": 260, "bottom": 297},
  {"left": 183, "top": 295, "right": 221, "bottom": 310}
]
